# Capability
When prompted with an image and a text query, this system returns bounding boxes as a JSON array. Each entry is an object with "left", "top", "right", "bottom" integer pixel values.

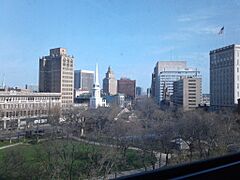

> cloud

[
  {"left": 159, "top": 32, "right": 192, "bottom": 41},
  {"left": 177, "top": 14, "right": 213, "bottom": 23},
  {"left": 149, "top": 46, "right": 176, "bottom": 55},
  {"left": 178, "top": 16, "right": 192, "bottom": 22},
  {"left": 181, "top": 25, "right": 220, "bottom": 35},
  {"left": 177, "top": 8, "right": 217, "bottom": 23}
]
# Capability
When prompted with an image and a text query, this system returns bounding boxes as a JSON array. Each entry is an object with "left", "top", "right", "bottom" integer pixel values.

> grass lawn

[
  {"left": 0, "top": 138, "right": 156, "bottom": 179},
  {"left": 0, "top": 139, "right": 22, "bottom": 147}
]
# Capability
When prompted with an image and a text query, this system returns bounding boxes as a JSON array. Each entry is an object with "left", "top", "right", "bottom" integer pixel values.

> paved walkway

[{"left": 0, "top": 142, "right": 23, "bottom": 150}]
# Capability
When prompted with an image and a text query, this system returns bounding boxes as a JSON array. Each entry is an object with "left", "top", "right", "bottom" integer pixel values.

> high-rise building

[
  {"left": 74, "top": 70, "right": 94, "bottom": 92},
  {"left": 103, "top": 66, "right": 117, "bottom": 95},
  {"left": 117, "top": 78, "right": 136, "bottom": 100},
  {"left": 147, "top": 88, "right": 151, "bottom": 98},
  {"left": 210, "top": 44, "right": 240, "bottom": 107},
  {"left": 151, "top": 61, "right": 200, "bottom": 105},
  {"left": 90, "top": 64, "right": 106, "bottom": 109},
  {"left": 39, "top": 48, "right": 74, "bottom": 107},
  {"left": 136, "top": 86, "right": 142, "bottom": 96},
  {"left": 172, "top": 77, "right": 202, "bottom": 111}
]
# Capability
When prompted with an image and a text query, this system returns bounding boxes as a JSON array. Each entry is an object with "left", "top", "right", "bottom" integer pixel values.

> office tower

[
  {"left": 74, "top": 70, "right": 94, "bottom": 92},
  {"left": 90, "top": 64, "right": 106, "bottom": 109},
  {"left": 172, "top": 77, "right": 202, "bottom": 111},
  {"left": 103, "top": 66, "right": 117, "bottom": 95},
  {"left": 117, "top": 78, "right": 136, "bottom": 100},
  {"left": 39, "top": 48, "right": 74, "bottom": 107},
  {"left": 136, "top": 86, "right": 142, "bottom": 96},
  {"left": 147, "top": 88, "right": 151, "bottom": 98},
  {"left": 210, "top": 44, "right": 240, "bottom": 107},
  {"left": 151, "top": 61, "right": 200, "bottom": 105}
]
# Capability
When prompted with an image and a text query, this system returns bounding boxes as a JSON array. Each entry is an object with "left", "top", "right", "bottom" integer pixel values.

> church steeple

[
  {"left": 90, "top": 64, "right": 106, "bottom": 109},
  {"left": 108, "top": 66, "right": 111, "bottom": 73},
  {"left": 95, "top": 64, "right": 99, "bottom": 86}
]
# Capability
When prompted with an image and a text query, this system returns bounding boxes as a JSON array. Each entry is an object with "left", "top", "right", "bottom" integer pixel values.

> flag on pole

[{"left": 218, "top": 26, "right": 224, "bottom": 35}]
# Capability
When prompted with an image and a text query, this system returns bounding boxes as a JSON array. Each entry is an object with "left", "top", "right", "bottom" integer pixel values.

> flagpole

[{"left": 218, "top": 26, "right": 225, "bottom": 48}]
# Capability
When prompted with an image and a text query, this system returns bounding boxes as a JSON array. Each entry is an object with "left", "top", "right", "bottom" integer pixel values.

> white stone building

[
  {"left": 210, "top": 44, "right": 240, "bottom": 107},
  {"left": 0, "top": 89, "right": 61, "bottom": 130}
]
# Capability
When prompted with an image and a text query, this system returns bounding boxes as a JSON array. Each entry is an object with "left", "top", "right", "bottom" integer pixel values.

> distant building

[
  {"left": 172, "top": 77, "right": 202, "bottom": 111},
  {"left": 210, "top": 44, "right": 240, "bottom": 108},
  {"left": 201, "top": 94, "right": 210, "bottom": 106},
  {"left": 39, "top": 48, "right": 74, "bottom": 108},
  {"left": 151, "top": 61, "right": 201, "bottom": 105},
  {"left": 74, "top": 88, "right": 91, "bottom": 107},
  {"left": 117, "top": 78, "right": 136, "bottom": 100},
  {"left": 105, "top": 93, "right": 125, "bottom": 108},
  {"left": 147, "top": 88, "right": 151, "bottom": 98},
  {"left": 89, "top": 64, "right": 106, "bottom": 109},
  {"left": 136, "top": 87, "right": 142, "bottom": 96},
  {"left": 74, "top": 70, "right": 94, "bottom": 92},
  {"left": 25, "top": 84, "right": 38, "bottom": 92},
  {"left": 103, "top": 66, "right": 117, "bottom": 95},
  {"left": 0, "top": 89, "right": 61, "bottom": 130}
]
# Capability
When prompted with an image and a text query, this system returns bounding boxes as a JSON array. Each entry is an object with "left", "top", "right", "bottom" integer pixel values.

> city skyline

[{"left": 1, "top": 0, "right": 240, "bottom": 93}]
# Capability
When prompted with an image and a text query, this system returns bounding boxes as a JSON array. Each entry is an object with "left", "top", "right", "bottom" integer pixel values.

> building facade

[
  {"left": 151, "top": 61, "right": 201, "bottom": 105},
  {"left": 172, "top": 77, "right": 202, "bottom": 111},
  {"left": 210, "top": 44, "right": 240, "bottom": 107},
  {"left": 90, "top": 64, "right": 106, "bottom": 109},
  {"left": 136, "top": 87, "right": 142, "bottom": 97},
  {"left": 0, "top": 89, "right": 61, "bottom": 130},
  {"left": 103, "top": 66, "right": 117, "bottom": 95},
  {"left": 39, "top": 48, "right": 74, "bottom": 107},
  {"left": 201, "top": 94, "right": 210, "bottom": 106},
  {"left": 105, "top": 93, "right": 125, "bottom": 108},
  {"left": 117, "top": 78, "right": 136, "bottom": 100},
  {"left": 74, "top": 70, "right": 94, "bottom": 92}
]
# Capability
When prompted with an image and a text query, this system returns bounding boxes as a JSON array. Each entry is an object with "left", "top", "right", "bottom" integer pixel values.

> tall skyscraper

[
  {"left": 103, "top": 66, "right": 117, "bottom": 95},
  {"left": 90, "top": 64, "right": 106, "bottom": 109},
  {"left": 136, "top": 86, "right": 142, "bottom": 96},
  {"left": 74, "top": 70, "right": 94, "bottom": 92},
  {"left": 210, "top": 44, "right": 240, "bottom": 107},
  {"left": 151, "top": 61, "right": 200, "bottom": 105},
  {"left": 39, "top": 48, "right": 74, "bottom": 107},
  {"left": 172, "top": 77, "right": 202, "bottom": 111},
  {"left": 117, "top": 78, "right": 136, "bottom": 100}
]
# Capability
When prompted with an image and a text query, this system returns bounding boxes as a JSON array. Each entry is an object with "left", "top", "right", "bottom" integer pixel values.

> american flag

[{"left": 218, "top": 26, "right": 224, "bottom": 35}]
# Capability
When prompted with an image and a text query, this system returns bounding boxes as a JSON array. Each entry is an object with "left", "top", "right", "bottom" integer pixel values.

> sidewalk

[{"left": 0, "top": 142, "right": 23, "bottom": 150}]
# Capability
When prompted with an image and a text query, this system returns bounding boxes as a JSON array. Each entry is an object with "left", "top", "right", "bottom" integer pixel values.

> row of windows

[
  {"left": 62, "top": 88, "right": 73, "bottom": 92},
  {"left": 62, "top": 75, "right": 73, "bottom": 79},
  {"left": 0, "top": 110, "right": 48, "bottom": 118},
  {"left": 61, "top": 96, "right": 73, "bottom": 99},
  {"left": 62, "top": 67, "right": 73, "bottom": 71},
  {"left": 0, "top": 97, "right": 60, "bottom": 102},
  {"left": 188, "top": 83, "right": 196, "bottom": 85},
  {"left": 0, "top": 102, "right": 60, "bottom": 110},
  {"left": 62, "top": 71, "right": 73, "bottom": 75},
  {"left": 62, "top": 100, "right": 73, "bottom": 104}
]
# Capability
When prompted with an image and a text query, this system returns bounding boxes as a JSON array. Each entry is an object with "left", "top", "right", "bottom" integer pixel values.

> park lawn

[
  {"left": 0, "top": 141, "right": 11, "bottom": 147},
  {"left": 0, "top": 139, "right": 156, "bottom": 178}
]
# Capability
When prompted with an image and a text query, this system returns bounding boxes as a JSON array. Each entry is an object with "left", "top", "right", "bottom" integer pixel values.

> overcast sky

[{"left": 1, "top": 0, "right": 240, "bottom": 93}]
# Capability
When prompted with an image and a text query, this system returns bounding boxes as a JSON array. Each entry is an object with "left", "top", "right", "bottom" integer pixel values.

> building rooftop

[{"left": 210, "top": 44, "right": 240, "bottom": 54}]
